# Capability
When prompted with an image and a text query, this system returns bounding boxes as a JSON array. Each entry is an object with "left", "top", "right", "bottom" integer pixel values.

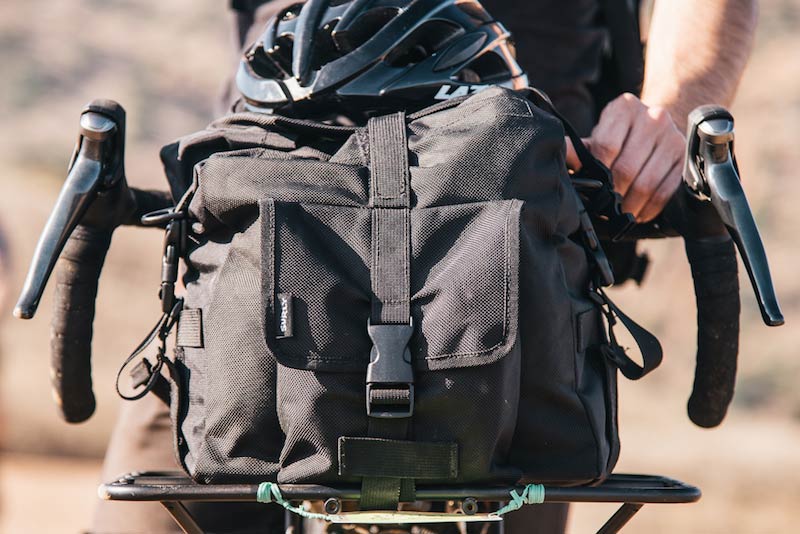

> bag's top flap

[{"left": 181, "top": 87, "right": 573, "bottom": 226}]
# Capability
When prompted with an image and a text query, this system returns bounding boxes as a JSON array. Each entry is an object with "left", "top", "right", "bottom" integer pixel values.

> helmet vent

[
  {"left": 270, "top": 35, "right": 295, "bottom": 75},
  {"left": 311, "top": 21, "right": 342, "bottom": 70},
  {"left": 281, "top": 3, "right": 304, "bottom": 21},
  {"left": 333, "top": 7, "right": 400, "bottom": 52},
  {"left": 455, "top": 51, "right": 511, "bottom": 83},
  {"left": 250, "top": 46, "right": 288, "bottom": 79},
  {"left": 384, "top": 20, "right": 464, "bottom": 68}
]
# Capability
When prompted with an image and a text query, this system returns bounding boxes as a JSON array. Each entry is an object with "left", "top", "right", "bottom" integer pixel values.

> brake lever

[
  {"left": 14, "top": 100, "right": 126, "bottom": 319},
  {"left": 684, "top": 106, "right": 784, "bottom": 326}
]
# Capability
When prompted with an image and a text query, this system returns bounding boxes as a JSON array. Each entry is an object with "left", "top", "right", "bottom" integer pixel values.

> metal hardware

[
  {"left": 461, "top": 497, "right": 479, "bottom": 515},
  {"left": 324, "top": 498, "right": 342, "bottom": 515}
]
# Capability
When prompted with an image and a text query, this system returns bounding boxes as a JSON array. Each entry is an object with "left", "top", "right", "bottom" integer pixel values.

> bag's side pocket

[{"left": 573, "top": 298, "right": 618, "bottom": 481}]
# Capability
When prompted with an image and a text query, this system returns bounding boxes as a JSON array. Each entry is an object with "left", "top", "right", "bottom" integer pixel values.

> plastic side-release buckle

[{"left": 366, "top": 319, "right": 415, "bottom": 418}]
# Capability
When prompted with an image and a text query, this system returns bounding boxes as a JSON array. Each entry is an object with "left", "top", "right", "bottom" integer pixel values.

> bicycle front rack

[{"left": 100, "top": 472, "right": 700, "bottom": 534}]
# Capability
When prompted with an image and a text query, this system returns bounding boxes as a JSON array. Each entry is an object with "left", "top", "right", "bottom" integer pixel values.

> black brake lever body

[
  {"left": 687, "top": 107, "right": 783, "bottom": 326},
  {"left": 14, "top": 100, "right": 128, "bottom": 319}
]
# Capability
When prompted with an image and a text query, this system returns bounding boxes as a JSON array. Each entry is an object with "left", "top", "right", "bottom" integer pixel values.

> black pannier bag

[{"left": 156, "top": 86, "right": 660, "bottom": 503}]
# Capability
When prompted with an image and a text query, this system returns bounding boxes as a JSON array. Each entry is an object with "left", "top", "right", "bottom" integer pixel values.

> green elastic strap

[
  {"left": 257, "top": 482, "right": 332, "bottom": 521},
  {"left": 491, "top": 484, "right": 546, "bottom": 516}
]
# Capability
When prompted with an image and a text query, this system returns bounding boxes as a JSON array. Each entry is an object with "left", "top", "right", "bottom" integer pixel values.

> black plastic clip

[
  {"left": 580, "top": 209, "right": 615, "bottom": 287},
  {"left": 149, "top": 209, "right": 186, "bottom": 314},
  {"left": 366, "top": 319, "right": 415, "bottom": 418},
  {"left": 572, "top": 164, "right": 635, "bottom": 242}
]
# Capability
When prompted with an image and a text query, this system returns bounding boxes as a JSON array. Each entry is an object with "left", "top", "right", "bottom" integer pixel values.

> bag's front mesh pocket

[
  {"left": 264, "top": 201, "right": 373, "bottom": 371},
  {"left": 411, "top": 200, "right": 522, "bottom": 370}
]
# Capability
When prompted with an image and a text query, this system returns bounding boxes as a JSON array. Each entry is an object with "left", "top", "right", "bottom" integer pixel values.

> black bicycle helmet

[{"left": 236, "top": 0, "right": 528, "bottom": 114}]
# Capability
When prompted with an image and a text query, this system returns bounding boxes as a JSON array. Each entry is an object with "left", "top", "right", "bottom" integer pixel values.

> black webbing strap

[
  {"left": 361, "top": 112, "right": 415, "bottom": 510},
  {"left": 592, "top": 288, "right": 663, "bottom": 380},
  {"left": 368, "top": 112, "right": 411, "bottom": 324}
]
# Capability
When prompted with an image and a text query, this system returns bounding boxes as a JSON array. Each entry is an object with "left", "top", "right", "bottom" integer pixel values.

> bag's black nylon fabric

[{"left": 164, "top": 87, "right": 617, "bottom": 487}]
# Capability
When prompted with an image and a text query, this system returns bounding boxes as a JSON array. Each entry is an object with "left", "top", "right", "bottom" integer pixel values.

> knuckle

[
  {"left": 598, "top": 102, "right": 619, "bottom": 121},
  {"left": 658, "top": 111, "right": 675, "bottom": 128},
  {"left": 622, "top": 93, "right": 643, "bottom": 110},
  {"left": 649, "top": 106, "right": 667, "bottom": 122},
  {"left": 593, "top": 139, "right": 618, "bottom": 162},
  {"left": 608, "top": 92, "right": 637, "bottom": 113}
]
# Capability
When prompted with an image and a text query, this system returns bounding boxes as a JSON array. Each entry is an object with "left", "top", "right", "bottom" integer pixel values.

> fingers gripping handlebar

[{"left": 14, "top": 100, "right": 172, "bottom": 423}]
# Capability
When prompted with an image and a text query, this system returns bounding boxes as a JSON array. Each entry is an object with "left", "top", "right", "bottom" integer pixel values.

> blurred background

[{"left": 0, "top": 0, "right": 797, "bottom": 532}]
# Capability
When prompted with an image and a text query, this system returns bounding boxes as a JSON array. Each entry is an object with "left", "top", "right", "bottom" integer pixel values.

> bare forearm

[{"left": 641, "top": 0, "right": 758, "bottom": 130}]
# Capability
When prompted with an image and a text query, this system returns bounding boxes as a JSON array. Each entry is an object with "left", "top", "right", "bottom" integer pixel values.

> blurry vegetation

[{"left": 735, "top": 361, "right": 800, "bottom": 412}]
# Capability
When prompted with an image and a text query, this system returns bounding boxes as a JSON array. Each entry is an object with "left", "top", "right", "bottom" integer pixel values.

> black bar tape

[
  {"left": 50, "top": 225, "right": 113, "bottom": 423},
  {"left": 685, "top": 238, "right": 740, "bottom": 428}
]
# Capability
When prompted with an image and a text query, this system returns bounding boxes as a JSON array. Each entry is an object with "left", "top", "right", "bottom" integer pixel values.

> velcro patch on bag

[{"left": 338, "top": 437, "right": 458, "bottom": 479}]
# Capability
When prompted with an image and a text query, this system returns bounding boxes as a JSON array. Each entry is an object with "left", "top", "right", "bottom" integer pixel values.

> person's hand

[{"left": 565, "top": 93, "right": 685, "bottom": 223}]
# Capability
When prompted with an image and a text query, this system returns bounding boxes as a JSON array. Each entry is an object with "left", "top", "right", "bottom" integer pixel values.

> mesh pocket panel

[
  {"left": 411, "top": 200, "right": 521, "bottom": 369},
  {"left": 269, "top": 203, "right": 372, "bottom": 370}
]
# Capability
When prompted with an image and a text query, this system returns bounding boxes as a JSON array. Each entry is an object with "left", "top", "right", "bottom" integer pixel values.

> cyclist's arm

[
  {"left": 641, "top": 0, "right": 758, "bottom": 131},
  {"left": 567, "top": 0, "right": 758, "bottom": 222}
]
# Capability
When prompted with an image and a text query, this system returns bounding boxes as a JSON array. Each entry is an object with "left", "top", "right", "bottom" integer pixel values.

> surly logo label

[
  {"left": 276, "top": 293, "right": 293, "bottom": 338},
  {"left": 433, "top": 84, "right": 490, "bottom": 100}
]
